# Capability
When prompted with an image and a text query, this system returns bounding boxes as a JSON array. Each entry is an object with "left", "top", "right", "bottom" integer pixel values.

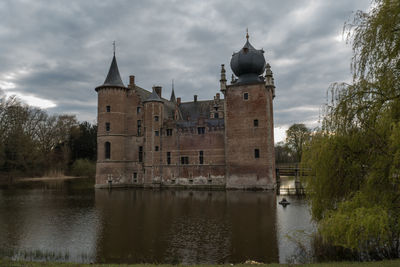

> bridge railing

[{"left": 275, "top": 164, "right": 312, "bottom": 195}]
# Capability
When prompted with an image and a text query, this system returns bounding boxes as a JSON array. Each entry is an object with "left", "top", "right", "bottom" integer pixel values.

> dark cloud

[{"left": 0, "top": 0, "right": 371, "bottom": 128}]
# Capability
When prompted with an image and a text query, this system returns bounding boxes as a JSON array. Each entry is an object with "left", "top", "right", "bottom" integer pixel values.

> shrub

[{"left": 70, "top": 159, "right": 95, "bottom": 178}]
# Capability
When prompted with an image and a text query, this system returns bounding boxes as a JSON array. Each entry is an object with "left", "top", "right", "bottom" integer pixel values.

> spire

[
  {"left": 103, "top": 52, "right": 125, "bottom": 87},
  {"left": 170, "top": 79, "right": 176, "bottom": 102},
  {"left": 220, "top": 64, "right": 227, "bottom": 93},
  {"left": 246, "top": 28, "right": 249, "bottom": 40}
]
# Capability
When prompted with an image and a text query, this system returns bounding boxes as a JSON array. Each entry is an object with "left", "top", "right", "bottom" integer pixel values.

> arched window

[{"left": 105, "top": 142, "right": 111, "bottom": 159}]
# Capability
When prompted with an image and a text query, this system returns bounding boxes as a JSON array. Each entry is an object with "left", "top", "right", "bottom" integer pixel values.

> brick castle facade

[{"left": 95, "top": 35, "right": 276, "bottom": 189}]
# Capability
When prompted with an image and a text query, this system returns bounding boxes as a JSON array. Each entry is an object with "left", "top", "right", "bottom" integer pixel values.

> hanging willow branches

[{"left": 303, "top": 0, "right": 400, "bottom": 259}]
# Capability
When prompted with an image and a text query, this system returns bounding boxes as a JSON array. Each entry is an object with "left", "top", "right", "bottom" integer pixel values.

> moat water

[{"left": 0, "top": 177, "right": 314, "bottom": 264}]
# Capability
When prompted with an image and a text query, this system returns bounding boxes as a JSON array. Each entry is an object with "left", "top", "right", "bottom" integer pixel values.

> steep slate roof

[
  {"left": 144, "top": 89, "right": 163, "bottom": 103},
  {"left": 134, "top": 86, "right": 152, "bottom": 102},
  {"left": 135, "top": 87, "right": 224, "bottom": 121},
  {"left": 135, "top": 87, "right": 176, "bottom": 119},
  {"left": 103, "top": 55, "right": 125, "bottom": 87},
  {"left": 179, "top": 100, "right": 213, "bottom": 121},
  {"left": 163, "top": 100, "right": 176, "bottom": 119}
]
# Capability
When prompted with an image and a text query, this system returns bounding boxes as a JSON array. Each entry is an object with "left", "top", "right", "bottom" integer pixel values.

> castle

[{"left": 95, "top": 34, "right": 276, "bottom": 189}]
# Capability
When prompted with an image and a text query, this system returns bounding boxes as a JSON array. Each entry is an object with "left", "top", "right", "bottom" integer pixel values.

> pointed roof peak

[
  {"left": 103, "top": 54, "right": 125, "bottom": 87},
  {"left": 144, "top": 87, "right": 163, "bottom": 103},
  {"left": 243, "top": 39, "right": 256, "bottom": 51},
  {"left": 170, "top": 79, "right": 176, "bottom": 102}
]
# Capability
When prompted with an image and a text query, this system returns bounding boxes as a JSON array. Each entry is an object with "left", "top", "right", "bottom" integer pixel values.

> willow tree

[{"left": 302, "top": 0, "right": 400, "bottom": 259}]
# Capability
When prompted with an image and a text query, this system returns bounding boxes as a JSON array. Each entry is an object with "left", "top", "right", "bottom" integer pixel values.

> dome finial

[{"left": 246, "top": 28, "right": 249, "bottom": 40}]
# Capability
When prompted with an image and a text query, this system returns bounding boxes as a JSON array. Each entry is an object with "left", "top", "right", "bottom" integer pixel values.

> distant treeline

[
  {"left": 275, "top": 123, "right": 311, "bottom": 165},
  {"left": 0, "top": 96, "right": 97, "bottom": 178}
]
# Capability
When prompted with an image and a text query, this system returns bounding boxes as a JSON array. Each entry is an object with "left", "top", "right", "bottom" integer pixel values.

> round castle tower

[
  {"left": 143, "top": 87, "right": 164, "bottom": 185},
  {"left": 95, "top": 53, "right": 129, "bottom": 186}
]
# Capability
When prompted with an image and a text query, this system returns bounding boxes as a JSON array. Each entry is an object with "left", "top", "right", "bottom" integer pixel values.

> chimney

[
  {"left": 129, "top": 75, "right": 135, "bottom": 87},
  {"left": 216, "top": 93, "right": 220, "bottom": 100},
  {"left": 154, "top": 86, "right": 162, "bottom": 98},
  {"left": 177, "top": 97, "right": 181, "bottom": 105},
  {"left": 194, "top": 95, "right": 198, "bottom": 102}
]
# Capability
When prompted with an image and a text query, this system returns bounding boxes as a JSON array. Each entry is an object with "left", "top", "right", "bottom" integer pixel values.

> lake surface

[{"left": 0, "top": 177, "right": 314, "bottom": 264}]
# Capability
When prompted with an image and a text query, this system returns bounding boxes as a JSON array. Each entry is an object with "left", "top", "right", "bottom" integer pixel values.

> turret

[
  {"left": 265, "top": 63, "right": 275, "bottom": 98},
  {"left": 143, "top": 86, "right": 164, "bottom": 184},
  {"left": 220, "top": 64, "right": 227, "bottom": 94}
]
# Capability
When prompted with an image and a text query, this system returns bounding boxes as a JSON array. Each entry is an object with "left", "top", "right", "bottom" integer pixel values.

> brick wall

[{"left": 224, "top": 82, "right": 275, "bottom": 189}]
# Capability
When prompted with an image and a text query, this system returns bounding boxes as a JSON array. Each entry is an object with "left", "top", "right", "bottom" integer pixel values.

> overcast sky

[{"left": 0, "top": 0, "right": 371, "bottom": 142}]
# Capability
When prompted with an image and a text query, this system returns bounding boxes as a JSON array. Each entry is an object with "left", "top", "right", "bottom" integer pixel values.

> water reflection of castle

[
  {"left": 94, "top": 190, "right": 279, "bottom": 264},
  {"left": 95, "top": 34, "right": 276, "bottom": 190},
  {"left": 0, "top": 179, "right": 313, "bottom": 264}
]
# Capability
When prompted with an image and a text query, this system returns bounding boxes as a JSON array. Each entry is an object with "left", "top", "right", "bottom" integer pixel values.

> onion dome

[{"left": 230, "top": 33, "right": 266, "bottom": 84}]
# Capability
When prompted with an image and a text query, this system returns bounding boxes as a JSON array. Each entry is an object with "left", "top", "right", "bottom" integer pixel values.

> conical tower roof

[
  {"left": 103, "top": 55, "right": 125, "bottom": 87},
  {"left": 144, "top": 88, "right": 163, "bottom": 103}
]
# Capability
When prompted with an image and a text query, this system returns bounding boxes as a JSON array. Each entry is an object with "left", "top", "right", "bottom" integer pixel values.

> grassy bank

[{"left": 1, "top": 259, "right": 400, "bottom": 267}]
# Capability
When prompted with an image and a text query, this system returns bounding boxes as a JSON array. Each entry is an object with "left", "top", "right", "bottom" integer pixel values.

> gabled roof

[
  {"left": 103, "top": 55, "right": 125, "bottom": 87},
  {"left": 135, "top": 86, "right": 152, "bottom": 101},
  {"left": 179, "top": 100, "right": 213, "bottom": 121}
]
